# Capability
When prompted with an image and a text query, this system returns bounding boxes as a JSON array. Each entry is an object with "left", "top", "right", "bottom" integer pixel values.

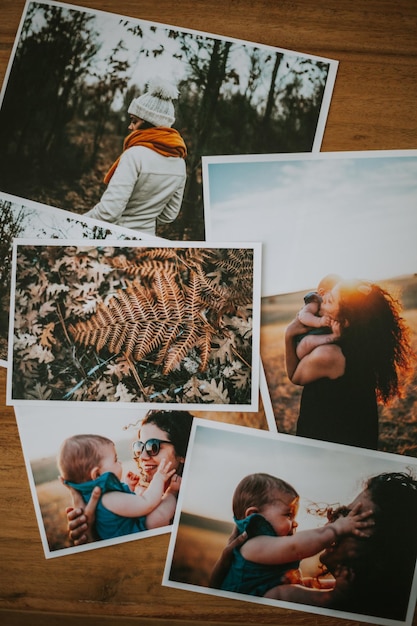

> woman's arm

[
  {"left": 265, "top": 566, "right": 354, "bottom": 607},
  {"left": 265, "top": 582, "right": 334, "bottom": 606},
  {"left": 65, "top": 485, "right": 101, "bottom": 545},
  {"left": 285, "top": 316, "right": 311, "bottom": 380},
  {"left": 145, "top": 493, "right": 176, "bottom": 529},
  {"left": 291, "top": 344, "right": 345, "bottom": 385},
  {"left": 146, "top": 474, "right": 181, "bottom": 529},
  {"left": 285, "top": 317, "right": 345, "bottom": 385},
  {"left": 209, "top": 527, "right": 248, "bottom": 588},
  {"left": 295, "top": 323, "right": 340, "bottom": 361}
]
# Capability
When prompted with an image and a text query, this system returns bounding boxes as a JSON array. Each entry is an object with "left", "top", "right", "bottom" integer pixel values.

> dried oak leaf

[
  {"left": 40, "top": 322, "right": 56, "bottom": 348},
  {"left": 198, "top": 378, "right": 230, "bottom": 404}
]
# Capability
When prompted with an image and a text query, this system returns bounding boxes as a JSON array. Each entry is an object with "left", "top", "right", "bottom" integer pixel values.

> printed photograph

[
  {"left": 164, "top": 420, "right": 417, "bottom": 626},
  {"left": 0, "top": 0, "right": 338, "bottom": 241},
  {"left": 0, "top": 192, "right": 163, "bottom": 367},
  {"left": 202, "top": 150, "right": 417, "bottom": 456},
  {"left": 8, "top": 240, "right": 261, "bottom": 410},
  {"left": 15, "top": 396, "right": 273, "bottom": 558}
]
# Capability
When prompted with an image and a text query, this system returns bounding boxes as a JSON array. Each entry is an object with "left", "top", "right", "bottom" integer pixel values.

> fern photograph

[{"left": 8, "top": 241, "right": 261, "bottom": 409}]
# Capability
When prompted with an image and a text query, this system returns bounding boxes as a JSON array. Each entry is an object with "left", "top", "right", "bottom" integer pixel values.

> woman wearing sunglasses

[{"left": 66, "top": 410, "right": 194, "bottom": 544}]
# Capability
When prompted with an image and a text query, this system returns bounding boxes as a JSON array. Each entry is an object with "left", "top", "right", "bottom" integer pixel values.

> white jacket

[{"left": 85, "top": 145, "right": 186, "bottom": 235}]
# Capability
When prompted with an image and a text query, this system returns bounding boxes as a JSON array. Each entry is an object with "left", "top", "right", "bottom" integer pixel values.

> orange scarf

[{"left": 104, "top": 127, "right": 187, "bottom": 184}]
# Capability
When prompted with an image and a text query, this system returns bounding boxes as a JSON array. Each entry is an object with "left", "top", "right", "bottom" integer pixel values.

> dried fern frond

[{"left": 68, "top": 272, "right": 216, "bottom": 375}]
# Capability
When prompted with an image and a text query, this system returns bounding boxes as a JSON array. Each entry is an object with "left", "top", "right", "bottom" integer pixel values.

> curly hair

[
  {"left": 337, "top": 280, "right": 414, "bottom": 403},
  {"left": 134, "top": 410, "right": 194, "bottom": 487},
  {"left": 141, "top": 410, "right": 194, "bottom": 458},
  {"left": 333, "top": 472, "right": 417, "bottom": 620}
]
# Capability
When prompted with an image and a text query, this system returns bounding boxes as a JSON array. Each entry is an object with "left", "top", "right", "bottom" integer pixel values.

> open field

[
  {"left": 36, "top": 479, "right": 73, "bottom": 551},
  {"left": 169, "top": 519, "right": 232, "bottom": 587},
  {"left": 260, "top": 275, "right": 417, "bottom": 457}
]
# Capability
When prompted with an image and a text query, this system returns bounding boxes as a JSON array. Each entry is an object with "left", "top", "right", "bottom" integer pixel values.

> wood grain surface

[{"left": 1, "top": 1, "right": 416, "bottom": 625}]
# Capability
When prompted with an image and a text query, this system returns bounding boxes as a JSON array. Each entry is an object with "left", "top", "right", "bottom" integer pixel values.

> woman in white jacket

[{"left": 85, "top": 78, "right": 187, "bottom": 236}]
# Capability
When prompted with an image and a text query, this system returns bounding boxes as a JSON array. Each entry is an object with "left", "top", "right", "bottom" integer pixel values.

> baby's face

[
  {"left": 320, "top": 285, "right": 340, "bottom": 320},
  {"left": 99, "top": 443, "right": 123, "bottom": 481},
  {"left": 260, "top": 493, "right": 299, "bottom": 537}
]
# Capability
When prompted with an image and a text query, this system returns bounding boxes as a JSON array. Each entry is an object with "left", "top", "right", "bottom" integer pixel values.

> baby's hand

[
  {"left": 166, "top": 474, "right": 182, "bottom": 496},
  {"left": 330, "top": 502, "right": 374, "bottom": 539},
  {"left": 154, "top": 458, "right": 177, "bottom": 482},
  {"left": 320, "top": 314, "right": 332, "bottom": 327},
  {"left": 126, "top": 471, "right": 140, "bottom": 491},
  {"left": 329, "top": 319, "right": 341, "bottom": 338}
]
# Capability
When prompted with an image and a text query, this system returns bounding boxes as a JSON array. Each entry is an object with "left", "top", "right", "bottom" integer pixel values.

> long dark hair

[
  {"left": 337, "top": 280, "right": 414, "bottom": 403},
  {"left": 338, "top": 472, "right": 417, "bottom": 620}
]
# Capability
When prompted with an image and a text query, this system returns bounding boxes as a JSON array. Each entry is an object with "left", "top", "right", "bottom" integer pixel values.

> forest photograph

[
  {"left": 0, "top": 0, "right": 337, "bottom": 241},
  {"left": 0, "top": 192, "right": 162, "bottom": 365},
  {"left": 8, "top": 241, "right": 261, "bottom": 409}
]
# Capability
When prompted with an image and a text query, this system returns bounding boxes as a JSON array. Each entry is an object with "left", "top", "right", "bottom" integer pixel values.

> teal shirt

[
  {"left": 220, "top": 513, "right": 300, "bottom": 597},
  {"left": 65, "top": 472, "right": 147, "bottom": 540}
]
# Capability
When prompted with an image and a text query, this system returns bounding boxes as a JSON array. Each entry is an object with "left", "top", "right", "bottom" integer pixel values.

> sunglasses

[{"left": 132, "top": 438, "right": 174, "bottom": 458}]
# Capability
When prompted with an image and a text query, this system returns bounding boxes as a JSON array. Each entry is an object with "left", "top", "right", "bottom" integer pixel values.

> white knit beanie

[{"left": 128, "top": 77, "right": 178, "bottom": 127}]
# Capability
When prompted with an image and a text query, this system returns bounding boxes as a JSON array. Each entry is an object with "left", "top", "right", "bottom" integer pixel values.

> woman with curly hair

[
  {"left": 65, "top": 410, "right": 194, "bottom": 544},
  {"left": 211, "top": 471, "right": 417, "bottom": 622},
  {"left": 320, "top": 471, "right": 417, "bottom": 620},
  {"left": 285, "top": 278, "right": 414, "bottom": 449}
]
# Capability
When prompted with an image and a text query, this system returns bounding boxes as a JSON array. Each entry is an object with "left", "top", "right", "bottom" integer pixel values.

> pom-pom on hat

[{"left": 128, "top": 77, "right": 178, "bottom": 127}]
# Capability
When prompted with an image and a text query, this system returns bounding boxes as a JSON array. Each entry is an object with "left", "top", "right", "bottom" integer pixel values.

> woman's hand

[
  {"left": 166, "top": 474, "right": 182, "bottom": 496},
  {"left": 329, "top": 318, "right": 342, "bottom": 339},
  {"left": 209, "top": 526, "right": 248, "bottom": 588},
  {"left": 65, "top": 485, "right": 101, "bottom": 545}
]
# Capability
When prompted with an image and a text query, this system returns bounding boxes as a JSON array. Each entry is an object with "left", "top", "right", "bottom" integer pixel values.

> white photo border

[
  {"left": 163, "top": 418, "right": 417, "bottom": 626},
  {"left": 7, "top": 238, "right": 262, "bottom": 411}
]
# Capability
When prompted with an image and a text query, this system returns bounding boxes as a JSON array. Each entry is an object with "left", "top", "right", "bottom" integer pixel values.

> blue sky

[{"left": 204, "top": 151, "right": 417, "bottom": 296}]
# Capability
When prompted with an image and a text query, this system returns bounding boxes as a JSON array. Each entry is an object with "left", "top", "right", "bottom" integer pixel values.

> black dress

[{"left": 296, "top": 349, "right": 378, "bottom": 450}]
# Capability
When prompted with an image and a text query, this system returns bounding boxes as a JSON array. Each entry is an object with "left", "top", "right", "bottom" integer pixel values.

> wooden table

[{"left": 1, "top": 1, "right": 416, "bottom": 624}]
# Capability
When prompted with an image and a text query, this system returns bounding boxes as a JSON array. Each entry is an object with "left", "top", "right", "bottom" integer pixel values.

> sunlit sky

[
  {"left": 179, "top": 421, "right": 417, "bottom": 528},
  {"left": 24, "top": 1, "right": 334, "bottom": 113},
  {"left": 204, "top": 151, "right": 417, "bottom": 297}
]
